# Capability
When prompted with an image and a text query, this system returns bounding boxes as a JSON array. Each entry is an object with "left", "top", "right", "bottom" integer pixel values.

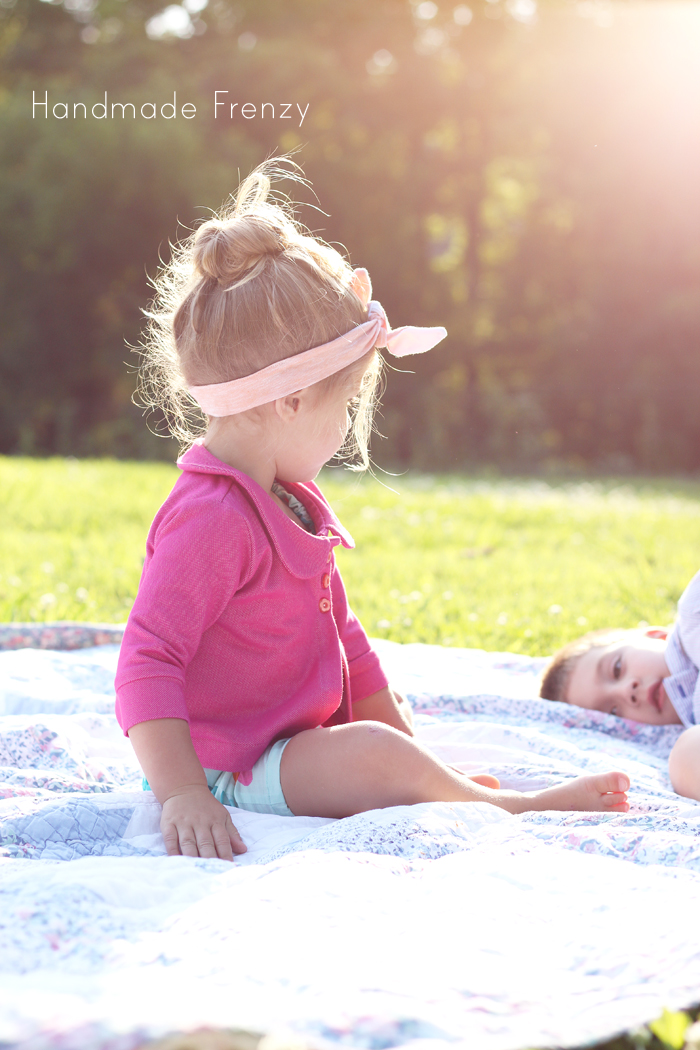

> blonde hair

[
  {"left": 539, "top": 628, "right": 640, "bottom": 704},
  {"left": 134, "top": 153, "right": 383, "bottom": 469}
]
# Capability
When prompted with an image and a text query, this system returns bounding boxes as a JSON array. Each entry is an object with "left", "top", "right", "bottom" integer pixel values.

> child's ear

[
  {"left": 645, "top": 627, "right": 668, "bottom": 640},
  {"left": 275, "top": 392, "right": 303, "bottom": 420},
  {"left": 350, "top": 267, "right": 372, "bottom": 308}
]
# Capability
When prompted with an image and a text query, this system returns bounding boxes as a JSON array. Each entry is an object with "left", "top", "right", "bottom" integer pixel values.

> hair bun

[{"left": 192, "top": 211, "right": 288, "bottom": 287}]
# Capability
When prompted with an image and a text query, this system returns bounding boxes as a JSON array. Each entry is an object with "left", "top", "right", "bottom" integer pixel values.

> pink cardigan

[{"left": 115, "top": 443, "right": 389, "bottom": 773}]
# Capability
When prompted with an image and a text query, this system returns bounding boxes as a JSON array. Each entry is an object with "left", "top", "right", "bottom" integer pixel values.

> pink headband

[{"left": 189, "top": 293, "right": 447, "bottom": 417}]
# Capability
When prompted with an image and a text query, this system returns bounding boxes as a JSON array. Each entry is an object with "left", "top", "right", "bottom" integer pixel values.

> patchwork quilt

[{"left": 1, "top": 628, "right": 699, "bottom": 1050}]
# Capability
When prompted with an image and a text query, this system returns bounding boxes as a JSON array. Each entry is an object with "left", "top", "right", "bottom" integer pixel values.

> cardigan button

[
  {"left": 321, "top": 573, "right": 331, "bottom": 589},
  {"left": 319, "top": 598, "right": 331, "bottom": 613}
]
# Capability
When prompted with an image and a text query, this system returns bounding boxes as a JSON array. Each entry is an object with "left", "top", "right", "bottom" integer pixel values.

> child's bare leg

[
  {"left": 669, "top": 726, "right": 700, "bottom": 802},
  {"left": 280, "top": 721, "right": 629, "bottom": 818}
]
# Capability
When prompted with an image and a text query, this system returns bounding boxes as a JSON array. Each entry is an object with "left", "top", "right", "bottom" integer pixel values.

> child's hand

[{"left": 160, "top": 785, "right": 247, "bottom": 861}]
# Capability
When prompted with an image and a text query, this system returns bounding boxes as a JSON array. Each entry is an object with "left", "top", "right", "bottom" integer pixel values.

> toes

[
  {"left": 602, "top": 792, "right": 628, "bottom": 808},
  {"left": 597, "top": 772, "right": 630, "bottom": 793}
]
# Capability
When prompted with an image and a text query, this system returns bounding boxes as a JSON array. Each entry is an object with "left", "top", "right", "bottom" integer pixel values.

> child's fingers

[
  {"left": 194, "top": 826, "right": 224, "bottom": 859},
  {"left": 175, "top": 824, "right": 201, "bottom": 857},
  {"left": 226, "top": 818, "right": 248, "bottom": 855},
  {"left": 162, "top": 815, "right": 214, "bottom": 858},
  {"left": 160, "top": 799, "right": 246, "bottom": 860},
  {"left": 161, "top": 821, "right": 182, "bottom": 857},
  {"left": 210, "top": 822, "right": 234, "bottom": 862}
]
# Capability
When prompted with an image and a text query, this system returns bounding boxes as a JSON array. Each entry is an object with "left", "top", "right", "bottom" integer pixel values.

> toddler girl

[{"left": 115, "top": 155, "right": 630, "bottom": 861}]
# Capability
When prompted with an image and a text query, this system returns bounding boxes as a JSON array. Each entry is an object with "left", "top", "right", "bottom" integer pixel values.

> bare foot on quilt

[{"left": 513, "top": 771, "right": 630, "bottom": 814}]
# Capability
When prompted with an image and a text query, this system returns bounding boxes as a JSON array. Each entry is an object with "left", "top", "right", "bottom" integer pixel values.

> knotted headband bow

[{"left": 188, "top": 267, "right": 448, "bottom": 417}]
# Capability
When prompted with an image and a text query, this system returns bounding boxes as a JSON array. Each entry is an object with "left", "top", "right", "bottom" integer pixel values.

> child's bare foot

[{"left": 504, "top": 771, "right": 630, "bottom": 815}]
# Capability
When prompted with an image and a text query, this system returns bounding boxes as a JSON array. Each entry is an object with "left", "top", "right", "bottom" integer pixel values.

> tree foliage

[{"left": 1, "top": 0, "right": 699, "bottom": 469}]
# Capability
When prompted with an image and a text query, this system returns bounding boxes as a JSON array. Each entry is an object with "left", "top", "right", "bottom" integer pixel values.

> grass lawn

[
  {"left": 2, "top": 454, "right": 700, "bottom": 1050},
  {"left": 2, "top": 455, "right": 700, "bottom": 658}
]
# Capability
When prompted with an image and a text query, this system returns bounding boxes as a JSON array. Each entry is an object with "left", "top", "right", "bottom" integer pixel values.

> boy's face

[{"left": 565, "top": 634, "right": 682, "bottom": 724}]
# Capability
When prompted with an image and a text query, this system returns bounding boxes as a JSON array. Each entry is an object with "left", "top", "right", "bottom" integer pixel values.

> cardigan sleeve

[
  {"left": 114, "top": 498, "right": 252, "bottom": 735},
  {"left": 675, "top": 570, "right": 700, "bottom": 726},
  {"left": 329, "top": 558, "right": 389, "bottom": 705},
  {"left": 677, "top": 571, "right": 700, "bottom": 667}
]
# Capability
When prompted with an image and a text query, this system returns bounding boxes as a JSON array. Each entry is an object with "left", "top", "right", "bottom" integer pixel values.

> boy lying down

[{"left": 540, "top": 569, "right": 700, "bottom": 803}]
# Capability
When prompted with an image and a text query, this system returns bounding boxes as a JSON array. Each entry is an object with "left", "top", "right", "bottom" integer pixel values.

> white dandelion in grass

[
  {"left": 57, "top": 582, "right": 69, "bottom": 594},
  {"left": 402, "top": 617, "right": 413, "bottom": 626},
  {"left": 442, "top": 590, "right": 453, "bottom": 600},
  {"left": 497, "top": 613, "right": 508, "bottom": 625},
  {"left": 39, "top": 593, "right": 56, "bottom": 607},
  {"left": 577, "top": 616, "right": 588, "bottom": 626},
  {"left": 377, "top": 619, "right": 391, "bottom": 629},
  {"left": 41, "top": 562, "right": 55, "bottom": 575},
  {"left": 468, "top": 612, "right": 479, "bottom": 621},
  {"left": 548, "top": 604, "right": 563, "bottom": 615},
  {"left": 8, "top": 576, "right": 21, "bottom": 587},
  {"left": 76, "top": 588, "right": 89, "bottom": 602}
]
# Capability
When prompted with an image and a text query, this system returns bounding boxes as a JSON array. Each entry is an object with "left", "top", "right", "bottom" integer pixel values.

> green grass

[
  {"left": 0, "top": 457, "right": 176, "bottom": 624},
  {"left": 325, "top": 470, "right": 700, "bottom": 654},
  {"left": 4, "top": 455, "right": 700, "bottom": 658},
  {"left": 2, "top": 454, "right": 700, "bottom": 1048}
]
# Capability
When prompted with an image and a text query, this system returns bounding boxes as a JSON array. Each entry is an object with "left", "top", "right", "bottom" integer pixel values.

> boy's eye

[{"left": 613, "top": 656, "right": 622, "bottom": 679}]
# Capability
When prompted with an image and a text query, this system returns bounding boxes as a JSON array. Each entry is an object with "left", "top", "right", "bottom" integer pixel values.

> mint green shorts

[{"left": 141, "top": 737, "right": 294, "bottom": 817}]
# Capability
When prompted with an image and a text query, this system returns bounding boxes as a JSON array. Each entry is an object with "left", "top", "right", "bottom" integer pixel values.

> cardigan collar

[{"left": 176, "top": 442, "right": 355, "bottom": 578}]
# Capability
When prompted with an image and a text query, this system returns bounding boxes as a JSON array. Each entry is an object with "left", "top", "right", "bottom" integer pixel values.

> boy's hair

[
  {"left": 135, "top": 153, "right": 382, "bottom": 469},
  {"left": 539, "top": 628, "right": 639, "bottom": 704}
]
